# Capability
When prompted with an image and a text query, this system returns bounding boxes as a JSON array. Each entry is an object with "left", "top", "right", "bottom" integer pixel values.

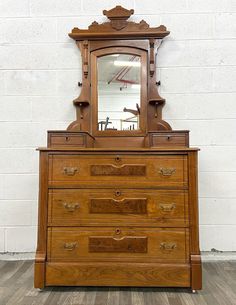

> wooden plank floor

[{"left": 0, "top": 261, "right": 235, "bottom": 305}]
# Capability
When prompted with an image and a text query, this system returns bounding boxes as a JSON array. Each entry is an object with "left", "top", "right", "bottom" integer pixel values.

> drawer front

[
  {"left": 46, "top": 262, "right": 191, "bottom": 287},
  {"left": 48, "top": 133, "right": 85, "bottom": 147},
  {"left": 48, "top": 189, "right": 188, "bottom": 227},
  {"left": 47, "top": 227, "right": 189, "bottom": 263},
  {"left": 151, "top": 133, "right": 188, "bottom": 147},
  {"left": 48, "top": 154, "right": 188, "bottom": 188}
]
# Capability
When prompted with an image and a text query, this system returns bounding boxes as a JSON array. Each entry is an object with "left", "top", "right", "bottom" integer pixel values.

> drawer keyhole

[
  {"left": 115, "top": 156, "right": 121, "bottom": 162},
  {"left": 65, "top": 136, "right": 70, "bottom": 142},
  {"left": 115, "top": 228, "right": 121, "bottom": 235},
  {"left": 115, "top": 190, "right": 121, "bottom": 197}
]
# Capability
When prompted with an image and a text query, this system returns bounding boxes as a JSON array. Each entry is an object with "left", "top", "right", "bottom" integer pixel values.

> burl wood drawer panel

[
  {"left": 48, "top": 154, "right": 188, "bottom": 188},
  {"left": 47, "top": 227, "right": 189, "bottom": 263},
  {"left": 48, "top": 189, "right": 189, "bottom": 227},
  {"left": 46, "top": 262, "right": 190, "bottom": 287}
]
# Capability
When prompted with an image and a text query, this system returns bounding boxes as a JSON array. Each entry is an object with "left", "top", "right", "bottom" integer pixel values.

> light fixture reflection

[
  {"left": 131, "top": 84, "right": 141, "bottom": 89},
  {"left": 114, "top": 60, "right": 141, "bottom": 67}
]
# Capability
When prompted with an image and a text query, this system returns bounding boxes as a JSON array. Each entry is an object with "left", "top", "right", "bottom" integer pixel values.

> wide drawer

[
  {"left": 48, "top": 189, "right": 189, "bottom": 227},
  {"left": 46, "top": 262, "right": 190, "bottom": 287},
  {"left": 48, "top": 154, "right": 188, "bottom": 188},
  {"left": 47, "top": 227, "right": 189, "bottom": 263}
]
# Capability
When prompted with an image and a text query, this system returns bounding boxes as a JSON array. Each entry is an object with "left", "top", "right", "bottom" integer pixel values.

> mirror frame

[
  {"left": 67, "top": 5, "right": 171, "bottom": 135},
  {"left": 91, "top": 46, "right": 147, "bottom": 136}
]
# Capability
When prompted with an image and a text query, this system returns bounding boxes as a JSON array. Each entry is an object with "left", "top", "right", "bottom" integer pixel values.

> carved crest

[
  {"left": 103, "top": 6, "right": 134, "bottom": 30},
  {"left": 69, "top": 5, "right": 170, "bottom": 40}
]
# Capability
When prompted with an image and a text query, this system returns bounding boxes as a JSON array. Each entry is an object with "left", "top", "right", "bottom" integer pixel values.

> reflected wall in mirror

[{"left": 97, "top": 54, "right": 141, "bottom": 131}]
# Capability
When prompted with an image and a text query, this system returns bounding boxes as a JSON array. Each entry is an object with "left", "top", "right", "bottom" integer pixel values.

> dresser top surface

[{"left": 37, "top": 147, "right": 199, "bottom": 152}]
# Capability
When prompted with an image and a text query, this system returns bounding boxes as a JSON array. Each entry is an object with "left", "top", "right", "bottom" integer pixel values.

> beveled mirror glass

[{"left": 97, "top": 54, "right": 141, "bottom": 131}]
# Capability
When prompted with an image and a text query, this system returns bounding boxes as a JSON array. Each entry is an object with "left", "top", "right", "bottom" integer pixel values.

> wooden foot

[{"left": 191, "top": 254, "right": 202, "bottom": 291}]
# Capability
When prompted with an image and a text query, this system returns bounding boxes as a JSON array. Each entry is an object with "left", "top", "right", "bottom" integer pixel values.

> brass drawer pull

[
  {"left": 63, "top": 167, "right": 78, "bottom": 176},
  {"left": 159, "top": 203, "right": 176, "bottom": 212},
  {"left": 64, "top": 242, "right": 78, "bottom": 251},
  {"left": 160, "top": 242, "right": 177, "bottom": 251},
  {"left": 63, "top": 203, "right": 80, "bottom": 212},
  {"left": 159, "top": 167, "right": 176, "bottom": 176}
]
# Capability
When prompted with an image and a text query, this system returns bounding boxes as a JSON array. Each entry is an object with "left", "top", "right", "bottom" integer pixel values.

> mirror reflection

[{"left": 97, "top": 54, "right": 141, "bottom": 131}]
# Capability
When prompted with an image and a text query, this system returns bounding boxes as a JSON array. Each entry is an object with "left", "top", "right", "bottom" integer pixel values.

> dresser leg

[
  {"left": 34, "top": 261, "right": 45, "bottom": 289},
  {"left": 191, "top": 254, "right": 202, "bottom": 291}
]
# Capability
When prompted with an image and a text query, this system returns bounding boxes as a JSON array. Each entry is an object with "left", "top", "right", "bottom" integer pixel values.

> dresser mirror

[
  {"left": 97, "top": 53, "right": 141, "bottom": 131},
  {"left": 91, "top": 47, "right": 147, "bottom": 133}
]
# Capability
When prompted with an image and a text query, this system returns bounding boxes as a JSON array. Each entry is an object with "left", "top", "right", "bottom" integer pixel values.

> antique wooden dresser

[{"left": 34, "top": 6, "right": 202, "bottom": 291}]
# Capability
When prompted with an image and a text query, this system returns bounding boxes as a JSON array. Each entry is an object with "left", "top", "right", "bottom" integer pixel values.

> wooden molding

[{"left": 69, "top": 5, "right": 170, "bottom": 40}]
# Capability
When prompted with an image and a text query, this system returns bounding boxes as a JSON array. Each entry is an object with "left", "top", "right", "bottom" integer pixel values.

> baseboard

[
  {"left": 0, "top": 252, "right": 35, "bottom": 260},
  {"left": 1, "top": 251, "right": 236, "bottom": 261}
]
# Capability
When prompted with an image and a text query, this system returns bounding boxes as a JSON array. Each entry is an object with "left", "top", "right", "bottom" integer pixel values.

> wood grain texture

[
  {"left": 90, "top": 164, "right": 146, "bottom": 176},
  {"left": 48, "top": 131, "right": 95, "bottom": 148},
  {"left": 89, "top": 198, "right": 147, "bottom": 214},
  {"left": 89, "top": 236, "right": 148, "bottom": 253},
  {"left": 188, "top": 152, "right": 202, "bottom": 290},
  {"left": 48, "top": 154, "right": 188, "bottom": 188},
  {"left": 47, "top": 227, "right": 189, "bottom": 263},
  {"left": 34, "top": 151, "right": 48, "bottom": 289},
  {"left": 149, "top": 131, "right": 189, "bottom": 148},
  {"left": 48, "top": 189, "right": 188, "bottom": 227},
  {"left": 46, "top": 262, "right": 190, "bottom": 287}
]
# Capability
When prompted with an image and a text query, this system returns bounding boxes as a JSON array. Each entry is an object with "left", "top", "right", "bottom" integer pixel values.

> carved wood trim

[
  {"left": 149, "top": 39, "right": 155, "bottom": 77},
  {"left": 83, "top": 40, "right": 89, "bottom": 79},
  {"left": 68, "top": 6, "right": 170, "bottom": 40}
]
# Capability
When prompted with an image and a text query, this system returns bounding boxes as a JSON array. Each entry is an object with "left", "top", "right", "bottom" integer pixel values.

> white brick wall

[{"left": 0, "top": 0, "right": 236, "bottom": 253}]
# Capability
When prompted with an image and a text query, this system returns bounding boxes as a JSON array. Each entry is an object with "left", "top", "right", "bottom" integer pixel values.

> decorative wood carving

[
  {"left": 90, "top": 198, "right": 147, "bottom": 214},
  {"left": 83, "top": 40, "right": 89, "bottom": 78},
  {"left": 89, "top": 236, "right": 148, "bottom": 253},
  {"left": 149, "top": 39, "right": 155, "bottom": 77},
  {"left": 103, "top": 6, "right": 134, "bottom": 30},
  {"left": 69, "top": 6, "right": 169, "bottom": 40}
]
